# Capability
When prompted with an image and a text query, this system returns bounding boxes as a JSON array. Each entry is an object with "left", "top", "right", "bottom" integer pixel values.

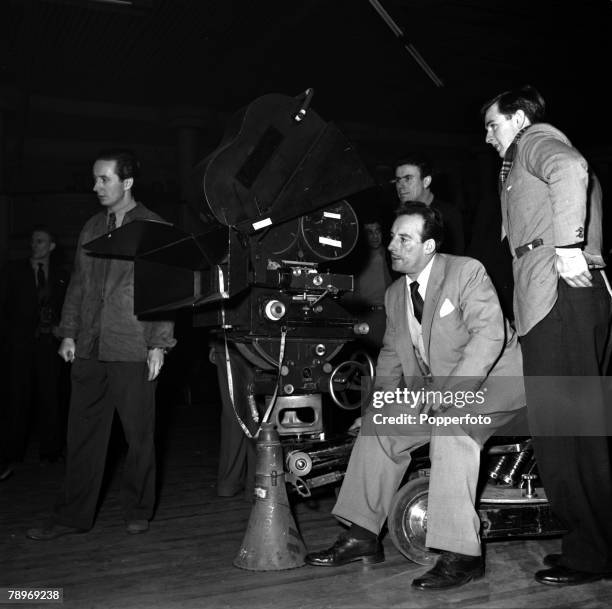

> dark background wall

[{"left": 2, "top": 0, "right": 611, "bottom": 268}]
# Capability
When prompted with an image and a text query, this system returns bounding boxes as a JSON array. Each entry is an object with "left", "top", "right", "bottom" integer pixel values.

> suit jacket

[
  {"left": 500, "top": 123, "right": 604, "bottom": 335},
  {"left": 376, "top": 254, "right": 524, "bottom": 411},
  {"left": 0, "top": 258, "right": 68, "bottom": 343}
]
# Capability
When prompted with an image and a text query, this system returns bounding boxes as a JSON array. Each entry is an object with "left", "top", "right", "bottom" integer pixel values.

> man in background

[
  {"left": 1, "top": 227, "right": 68, "bottom": 480},
  {"left": 394, "top": 155, "right": 465, "bottom": 255},
  {"left": 342, "top": 218, "right": 393, "bottom": 353}
]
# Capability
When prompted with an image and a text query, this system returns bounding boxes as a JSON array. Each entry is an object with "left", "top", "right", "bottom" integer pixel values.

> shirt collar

[
  {"left": 106, "top": 201, "right": 139, "bottom": 226},
  {"left": 30, "top": 258, "right": 49, "bottom": 272},
  {"left": 405, "top": 254, "right": 436, "bottom": 298}
]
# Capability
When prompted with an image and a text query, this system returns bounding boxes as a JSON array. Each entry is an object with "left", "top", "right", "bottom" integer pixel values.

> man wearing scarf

[{"left": 482, "top": 85, "right": 612, "bottom": 586}]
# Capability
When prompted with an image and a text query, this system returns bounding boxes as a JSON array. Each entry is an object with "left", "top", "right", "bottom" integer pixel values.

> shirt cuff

[{"left": 555, "top": 247, "right": 582, "bottom": 257}]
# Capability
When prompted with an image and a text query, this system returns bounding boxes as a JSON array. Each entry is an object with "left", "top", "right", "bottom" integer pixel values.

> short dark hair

[
  {"left": 395, "top": 155, "right": 433, "bottom": 180},
  {"left": 31, "top": 225, "right": 56, "bottom": 243},
  {"left": 395, "top": 201, "right": 444, "bottom": 251},
  {"left": 480, "top": 84, "right": 546, "bottom": 123},
  {"left": 95, "top": 148, "right": 141, "bottom": 181}
]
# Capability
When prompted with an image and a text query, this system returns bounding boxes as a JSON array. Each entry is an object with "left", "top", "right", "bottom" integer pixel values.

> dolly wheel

[{"left": 388, "top": 476, "right": 437, "bottom": 566}]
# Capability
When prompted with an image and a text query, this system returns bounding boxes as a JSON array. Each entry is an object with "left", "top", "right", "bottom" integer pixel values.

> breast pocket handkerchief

[{"left": 439, "top": 298, "right": 455, "bottom": 318}]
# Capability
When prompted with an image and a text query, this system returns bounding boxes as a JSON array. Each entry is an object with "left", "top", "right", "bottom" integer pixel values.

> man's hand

[
  {"left": 58, "top": 338, "right": 76, "bottom": 362},
  {"left": 556, "top": 248, "right": 592, "bottom": 287},
  {"left": 147, "top": 348, "right": 165, "bottom": 381}
]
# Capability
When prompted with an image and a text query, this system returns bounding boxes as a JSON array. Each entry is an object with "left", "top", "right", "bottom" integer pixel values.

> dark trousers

[
  {"left": 3, "top": 335, "right": 64, "bottom": 461},
  {"left": 54, "top": 357, "right": 156, "bottom": 529},
  {"left": 213, "top": 341, "right": 257, "bottom": 497},
  {"left": 520, "top": 275, "right": 612, "bottom": 573}
]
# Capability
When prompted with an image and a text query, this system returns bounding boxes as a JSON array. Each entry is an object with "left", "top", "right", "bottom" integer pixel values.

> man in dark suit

[
  {"left": 0, "top": 227, "right": 68, "bottom": 479},
  {"left": 306, "top": 203, "right": 525, "bottom": 590}
]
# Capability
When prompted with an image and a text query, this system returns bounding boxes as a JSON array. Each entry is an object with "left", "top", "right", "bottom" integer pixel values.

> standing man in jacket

[
  {"left": 306, "top": 203, "right": 525, "bottom": 590},
  {"left": 27, "top": 149, "right": 176, "bottom": 540},
  {"left": 482, "top": 85, "right": 612, "bottom": 586}
]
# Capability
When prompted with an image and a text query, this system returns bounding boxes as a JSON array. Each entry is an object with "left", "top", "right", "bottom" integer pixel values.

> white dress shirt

[{"left": 405, "top": 255, "right": 436, "bottom": 368}]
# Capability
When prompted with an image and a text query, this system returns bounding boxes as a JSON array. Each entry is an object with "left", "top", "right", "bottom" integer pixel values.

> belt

[{"left": 515, "top": 238, "right": 543, "bottom": 259}]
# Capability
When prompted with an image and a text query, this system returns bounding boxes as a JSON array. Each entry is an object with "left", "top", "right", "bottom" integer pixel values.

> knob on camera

[{"left": 264, "top": 300, "right": 287, "bottom": 321}]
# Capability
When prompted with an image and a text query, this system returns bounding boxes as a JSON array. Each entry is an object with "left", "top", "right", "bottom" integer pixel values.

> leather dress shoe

[
  {"left": 535, "top": 565, "right": 612, "bottom": 586},
  {"left": 412, "top": 551, "right": 484, "bottom": 590},
  {"left": 26, "top": 523, "right": 89, "bottom": 541},
  {"left": 305, "top": 531, "right": 384, "bottom": 567},
  {"left": 543, "top": 553, "right": 561, "bottom": 568},
  {"left": 126, "top": 519, "right": 149, "bottom": 535}
]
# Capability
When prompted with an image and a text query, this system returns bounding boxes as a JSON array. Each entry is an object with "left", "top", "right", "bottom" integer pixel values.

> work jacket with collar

[{"left": 58, "top": 202, "right": 176, "bottom": 361}]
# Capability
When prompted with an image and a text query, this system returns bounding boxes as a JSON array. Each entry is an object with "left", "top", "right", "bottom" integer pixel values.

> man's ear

[
  {"left": 423, "top": 175, "right": 432, "bottom": 189},
  {"left": 514, "top": 109, "right": 528, "bottom": 129},
  {"left": 123, "top": 177, "right": 134, "bottom": 191},
  {"left": 49, "top": 242, "right": 56, "bottom": 253},
  {"left": 424, "top": 238, "right": 436, "bottom": 254}
]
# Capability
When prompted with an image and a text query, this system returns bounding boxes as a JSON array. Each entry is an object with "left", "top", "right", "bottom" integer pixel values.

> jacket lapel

[{"left": 421, "top": 255, "right": 445, "bottom": 361}]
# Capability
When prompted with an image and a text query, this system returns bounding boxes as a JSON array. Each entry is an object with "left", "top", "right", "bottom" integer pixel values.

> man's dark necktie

[
  {"left": 36, "top": 263, "right": 46, "bottom": 302},
  {"left": 410, "top": 280, "right": 424, "bottom": 324},
  {"left": 107, "top": 212, "right": 117, "bottom": 232}
]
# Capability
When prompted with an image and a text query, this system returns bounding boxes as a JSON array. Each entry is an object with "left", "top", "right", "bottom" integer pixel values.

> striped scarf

[{"left": 498, "top": 126, "right": 530, "bottom": 192}]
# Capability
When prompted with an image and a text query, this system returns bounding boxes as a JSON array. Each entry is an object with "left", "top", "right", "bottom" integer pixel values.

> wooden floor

[{"left": 2, "top": 399, "right": 611, "bottom": 609}]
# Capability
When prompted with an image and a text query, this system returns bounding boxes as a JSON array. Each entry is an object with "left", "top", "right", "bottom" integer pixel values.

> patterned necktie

[
  {"left": 36, "top": 263, "right": 46, "bottom": 302},
  {"left": 410, "top": 280, "right": 424, "bottom": 324},
  {"left": 107, "top": 212, "right": 117, "bottom": 232}
]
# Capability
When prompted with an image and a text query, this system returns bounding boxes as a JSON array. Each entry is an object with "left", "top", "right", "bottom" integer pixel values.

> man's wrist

[{"left": 148, "top": 346, "right": 168, "bottom": 354}]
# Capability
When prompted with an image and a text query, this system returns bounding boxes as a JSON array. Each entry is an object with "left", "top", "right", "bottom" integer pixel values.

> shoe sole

[
  {"left": 535, "top": 574, "right": 612, "bottom": 587},
  {"left": 305, "top": 552, "right": 385, "bottom": 567}
]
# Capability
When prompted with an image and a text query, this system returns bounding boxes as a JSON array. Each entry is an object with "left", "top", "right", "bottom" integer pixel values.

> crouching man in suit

[{"left": 306, "top": 202, "right": 525, "bottom": 590}]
